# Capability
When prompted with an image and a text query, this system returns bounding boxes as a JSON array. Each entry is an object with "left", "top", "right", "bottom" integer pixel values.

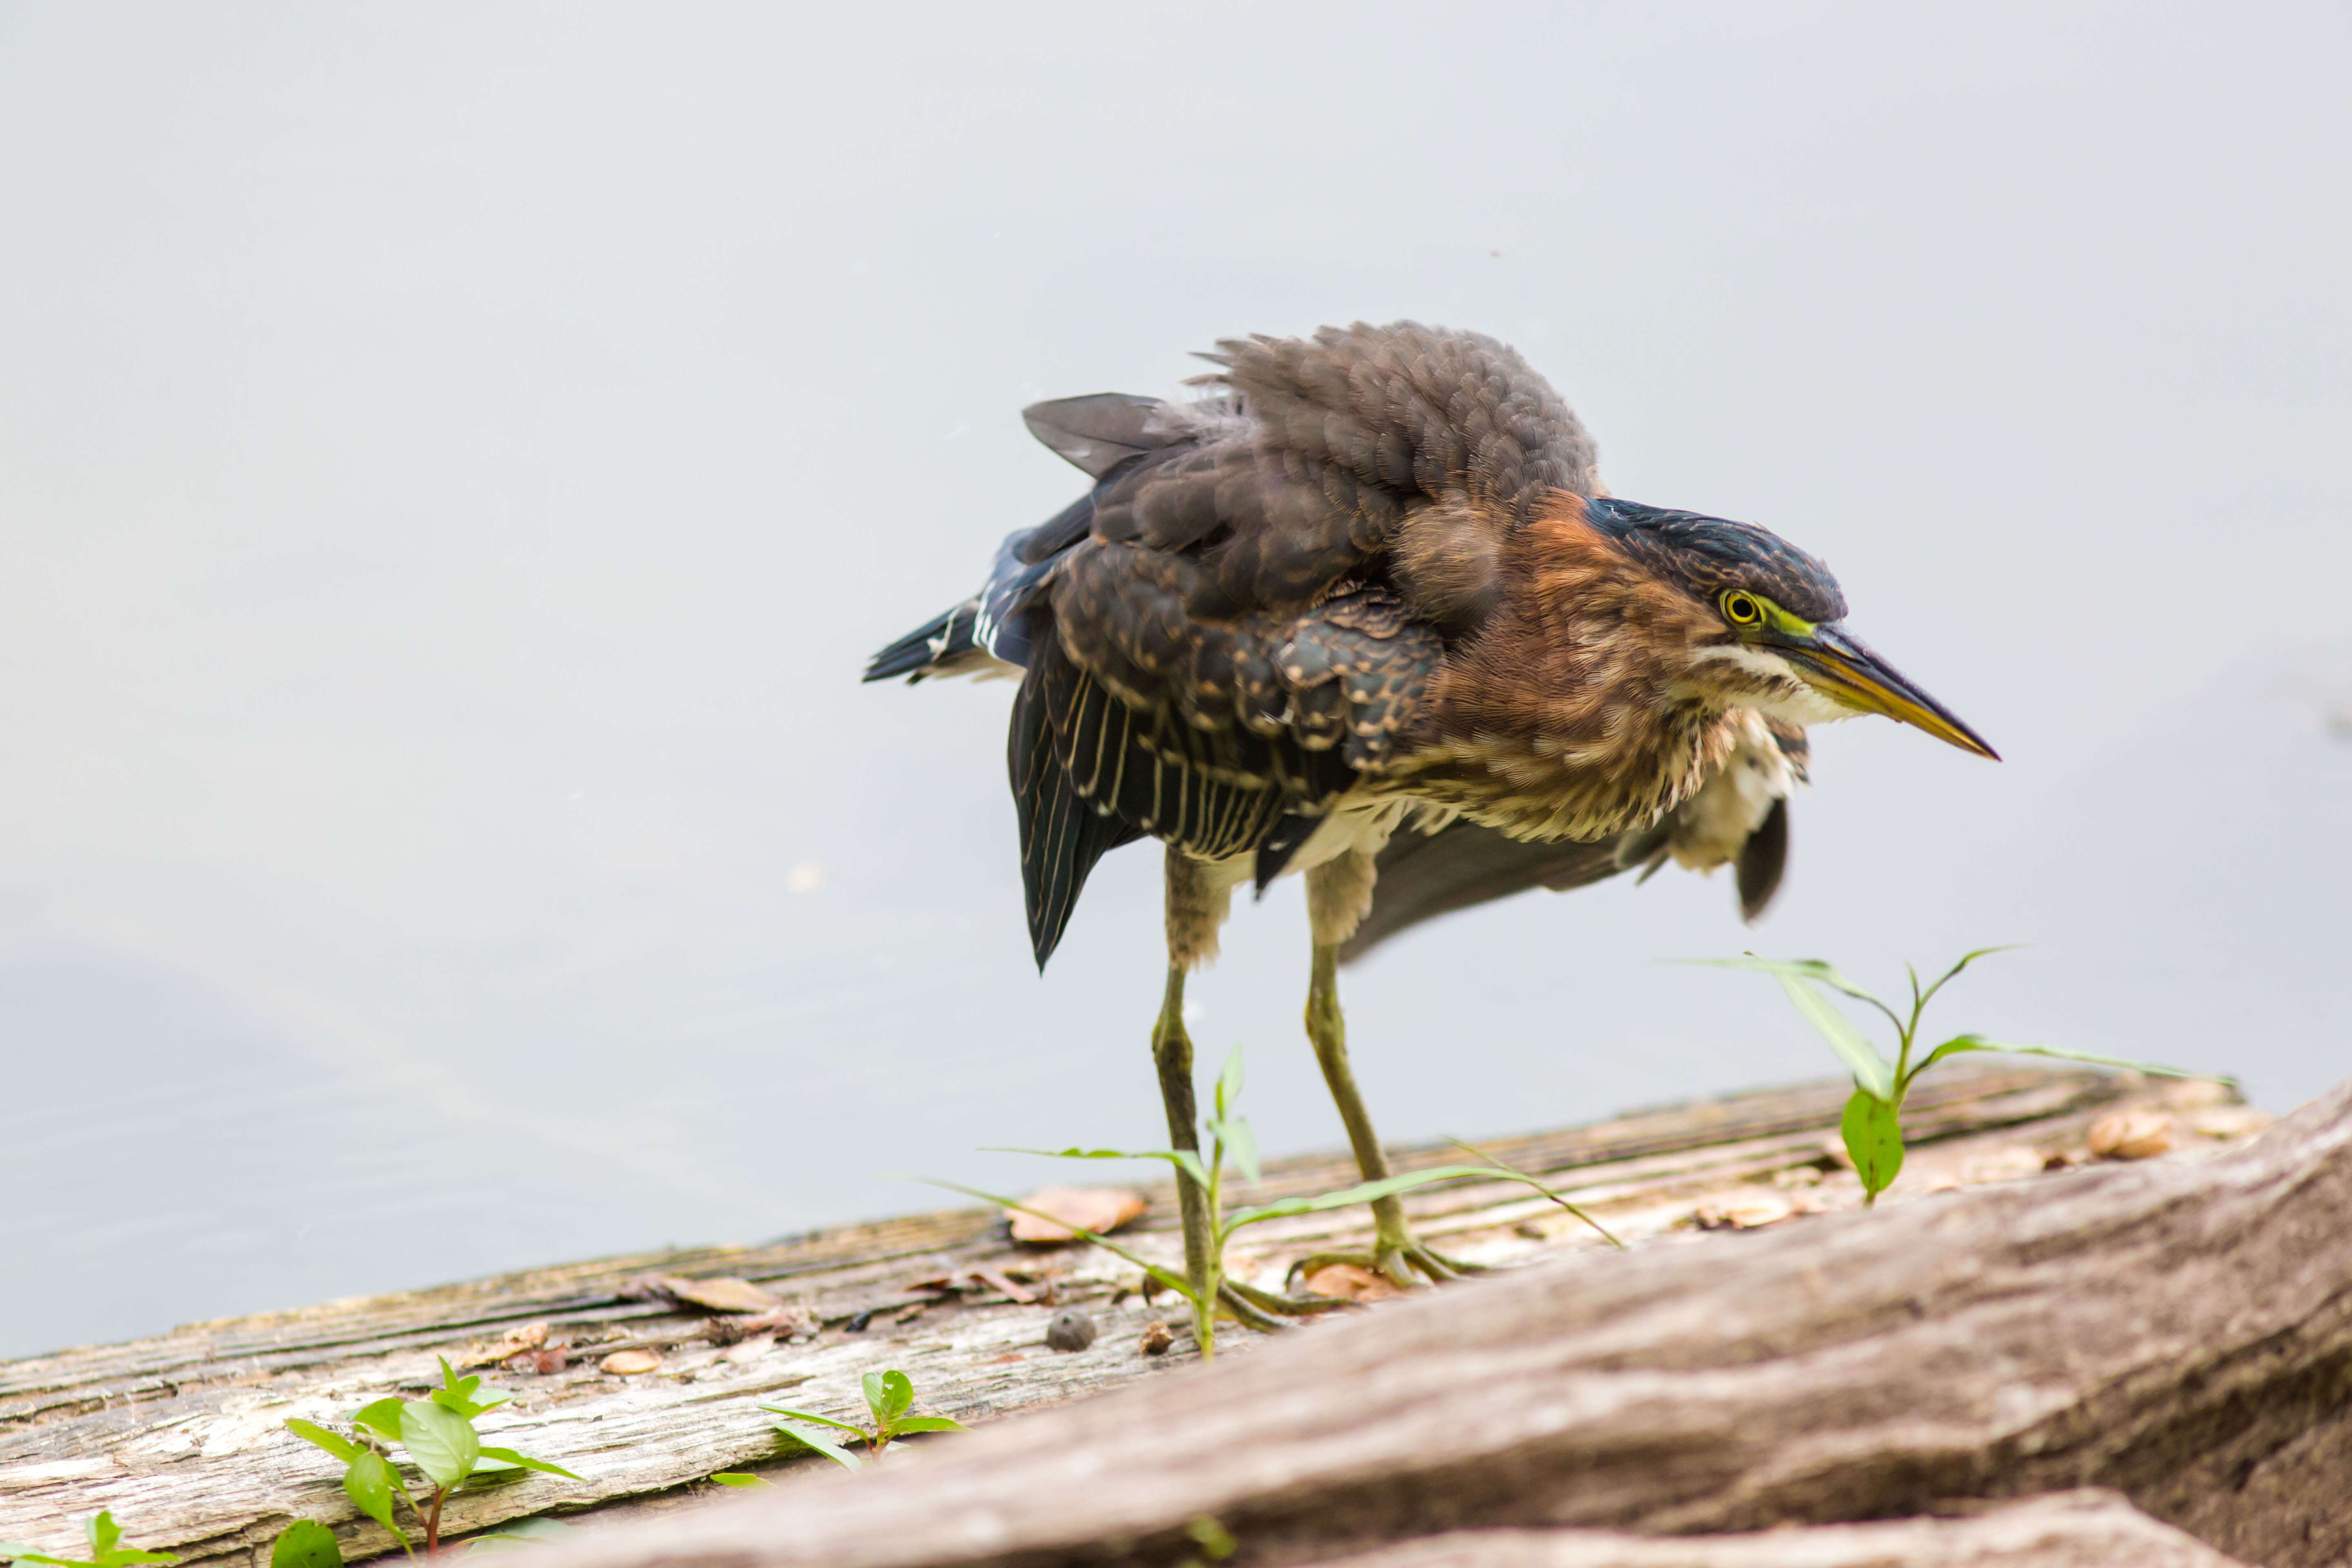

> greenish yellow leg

[
  {"left": 1149, "top": 964, "right": 1218, "bottom": 1327},
  {"left": 1295, "top": 942, "right": 1482, "bottom": 1290}
]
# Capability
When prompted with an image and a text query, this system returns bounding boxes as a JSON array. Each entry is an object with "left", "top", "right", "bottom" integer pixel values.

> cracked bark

[{"left": 528, "top": 1079, "right": 2352, "bottom": 1568}]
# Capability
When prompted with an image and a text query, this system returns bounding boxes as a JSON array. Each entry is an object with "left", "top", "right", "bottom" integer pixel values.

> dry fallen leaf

[
  {"left": 2183, "top": 1106, "right": 2273, "bottom": 1141},
  {"left": 665, "top": 1276, "right": 783, "bottom": 1314},
  {"left": 1007, "top": 1186, "right": 1149, "bottom": 1244},
  {"left": 1299, "top": 1263, "right": 1404, "bottom": 1302},
  {"left": 2088, "top": 1110, "right": 2173, "bottom": 1160},
  {"left": 600, "top": 1349, "right": 661, "bottom": 1375},
  {"left": 457, "top": 1320, "right": 550, "bottom": 1369},
  {"left": 1691, "top": 1193, "right": 1796, "bottom": 1230}
]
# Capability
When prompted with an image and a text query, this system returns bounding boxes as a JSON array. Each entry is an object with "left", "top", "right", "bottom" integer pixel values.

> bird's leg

[
  {"left": 1148, "top": 962, "right": 1220, "bottom": 1337},
  {"left": 1293, "top": 943, "right": 1458, "bottom": 1287},
  {"left": 1291, "top": 854, "right": 1484, "bottom": 1291}
]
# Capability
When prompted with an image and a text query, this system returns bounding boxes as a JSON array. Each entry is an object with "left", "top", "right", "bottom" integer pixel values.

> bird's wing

[
  {"left": 1011, "top": 322, "right": 1601, "bottom": 965},
  {"left": 1340, "top": 719, "right": 1809, "bottom": 964},
  {"left": 1337, "top": 815, "right": 1676, "bottom": 964}
]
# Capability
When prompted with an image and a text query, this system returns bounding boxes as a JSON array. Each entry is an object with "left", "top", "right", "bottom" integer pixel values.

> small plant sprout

[
  {"left": 760, "top": 1370, "right": 966, "bottom": 1468},
  {"left": 0, "top": 1513, "right": 180, "bottom": 1568},
  {"left": 266, "top": 1522, "right": 343, "bottom": 1568},
  {"left": 928, "top": 1044, "right": 1613, "bottom": 1359},
  {"left": 283, "top": 1357, "right": 582, "bottom": 1554},
  {"left": 1706, "top": 948, "right": 2215, "bottom": 1205}
]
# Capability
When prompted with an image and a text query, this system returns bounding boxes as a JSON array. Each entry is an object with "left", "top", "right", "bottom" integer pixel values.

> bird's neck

[{"left": 1397, "top": 499, "right": 1743, "bottom": 841}]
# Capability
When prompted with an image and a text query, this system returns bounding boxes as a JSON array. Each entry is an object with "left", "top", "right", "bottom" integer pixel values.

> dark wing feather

[
  {"left": 1022, "top": 394, "right": 1176, "bottom": 481},
  {"left": 1735, "top": 796, "right": 1790, "bottom": 921},
  {"left": 1339, "top": 817, "right": 1672, "bottom": 964},
  {"left": 1010, "top": 645, "right": 1146, "bottom": 967}
]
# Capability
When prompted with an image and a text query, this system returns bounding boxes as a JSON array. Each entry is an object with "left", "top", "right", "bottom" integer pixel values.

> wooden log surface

[
  {"left": 511, "top": 1072, "right": 2348, "bottom": 1568},
  {"left": 1315, "top": 1491, "right": 2251, "bottom": 1567},
  {"left": 0, "top": 1063, "right": 2263, "bottom": 1565}
]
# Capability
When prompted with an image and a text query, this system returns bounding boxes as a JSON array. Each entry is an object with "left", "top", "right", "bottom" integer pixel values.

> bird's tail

[{"left": 862, "top": 599, "right": 984, "bottom": 684}]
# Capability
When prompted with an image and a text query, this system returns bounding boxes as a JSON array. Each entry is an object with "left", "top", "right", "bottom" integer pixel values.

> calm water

[{"left": 2, "top": 2, "right": 2348, "bottom": 1359}]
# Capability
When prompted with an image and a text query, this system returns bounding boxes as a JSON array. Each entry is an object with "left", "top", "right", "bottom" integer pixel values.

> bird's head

[{"left": 1583, "top": 496, "right": 1998, "bottom": 760}]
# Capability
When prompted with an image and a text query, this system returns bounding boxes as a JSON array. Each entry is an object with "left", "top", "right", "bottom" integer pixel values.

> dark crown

[{"left": 1583, "top": 497, "right": 1848, "bottom": 624}]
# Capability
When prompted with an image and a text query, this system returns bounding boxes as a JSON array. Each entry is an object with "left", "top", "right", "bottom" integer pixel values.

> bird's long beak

[{"left": 1779, "top": 624, "right": 2000, "bottom": 760}]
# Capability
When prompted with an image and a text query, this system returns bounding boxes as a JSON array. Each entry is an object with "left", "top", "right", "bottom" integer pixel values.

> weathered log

[
  {"left": 1317, "top": 1492, "right": 2248, "bottom": 1566},
  {"left": 9, "top": 1062, "right": 2198, "bottom": 1566},
  {"left": 526, "top": 1078, "right": 2352, "bottom": 1568}
]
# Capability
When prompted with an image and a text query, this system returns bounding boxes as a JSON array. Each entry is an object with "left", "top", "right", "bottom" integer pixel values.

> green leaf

[
  {"left": 1842, "top": 1088, "right": 1905, "bottom": 1199},
  {"left": 1774, "top": 975, "right": 1894, "bottom": 1098},
  {"left": 0, "top": 1552, "right": 84, "bottom": 1568},
  {"left": 708, "top": 1473, "right": 773, "bottom": 1489},
  {"left": 756, "top": 1405, "right": 872, "bottom": 1441},
  {"left": 284, "top": 1419, "right": 361, "bottom": 1463},
  {"left": 1209, "top": 1116, "right": 1260, "bottom": 1185},
  {"left": 342, "top": 1450, "right": 411, "bottom": 1550},
  {"left": 269, "top": 1521, "right": 342, "bottom": 1568},
  {"left": 1443, "top": 1138, "right": 1623, "bottom": 1250},
  {"left": 889, "top": 1416, "right": 965, "bottom": 1435},
  {"left": 1225, "top": 1164, "right": 1494, "bottom": 1229},
  {"left": 1910, "top": 1033, "right": 2226, "bottom": 1089},
  {"left": 351, "top": 1399, "right": 407, "bottom": 1443},
  {"left": 473, "top": 1447, "right": 583, "bottom": 1482},
  {"left": 1214, "top": 1044, "right": 1245, "bottom": 1122},
  {"left": 429, "top": 1360, "right": 509, "bottom": 1421},
  {"left": 87, "top": 1521, "right": 118, "bottom": 1561},
  {"left": 772, "top": 1424, "right": 862, "bottom": 1470},
  {"left": 399, "top": 1400, "right": 480, "bottom": 1490},
  {"left": 873, "top": 1370, "right": 914, "bottom": 1425}
]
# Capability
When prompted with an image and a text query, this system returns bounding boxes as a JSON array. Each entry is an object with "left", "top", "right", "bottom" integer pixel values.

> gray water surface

[{"left": 2, "top": 2, "right": 2348, "bottom": 1359}]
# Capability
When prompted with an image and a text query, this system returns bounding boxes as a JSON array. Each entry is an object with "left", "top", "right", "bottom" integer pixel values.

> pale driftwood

[
  {"left": 1317, "top": 1492, "right": 2250, "bottom": 1567},
  {"left": 0, "top": 1064, "right": 2252, "bottom": 1565},
  {"left": 513, "top": 1075, "right": 2347, "bottom": 1568}
]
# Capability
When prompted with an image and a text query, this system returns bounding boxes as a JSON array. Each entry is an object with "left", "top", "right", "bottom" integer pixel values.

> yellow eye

[{"left": 1720, "top": 590, "right": 1765, "bottom": 627}]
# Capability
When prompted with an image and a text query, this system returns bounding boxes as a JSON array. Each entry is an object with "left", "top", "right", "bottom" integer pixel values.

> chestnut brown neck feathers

[{"left": 1385, "top": 494, "right": 1776, "bottom": 842}]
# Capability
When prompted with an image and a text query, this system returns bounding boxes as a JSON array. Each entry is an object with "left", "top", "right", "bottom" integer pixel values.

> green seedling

[
  {"left": 760, "top": 1369, "right": 966, "bottom": 1469},
  {"left": 933, "top": 1045, "right": 1614, "bottom": 1360},
  {"left": 0, "top": 1512, "right": 180, "bottom": 1568},
  {"left": 266, "top": 1522, "right": 342, "bottom": 1568},
  {"left": 708, "top": 1473, "right": 774, "bottom": 1489},
  {"left": 1706, "top": 947, "right": 2216, "bottom": 1204},
  {"left": 284, "top": 1357, "right": 582, "bottom": 1554}
]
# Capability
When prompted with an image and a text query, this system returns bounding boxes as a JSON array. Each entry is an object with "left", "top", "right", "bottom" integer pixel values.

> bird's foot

[
  {"left": 1216, "top": 1278, "right": 1354, "bottom": 1328},
  {"left": 1286, "top": 1229, "right": 1488, "bottom": 1292}
]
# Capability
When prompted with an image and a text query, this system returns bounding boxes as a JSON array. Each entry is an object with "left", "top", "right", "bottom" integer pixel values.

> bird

[{"left": 865, "top": 321, "right": 1995, "bottom": 1309}]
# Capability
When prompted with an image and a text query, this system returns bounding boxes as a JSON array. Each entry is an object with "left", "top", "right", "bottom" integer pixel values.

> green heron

[{"left": 866, "top": 322, "right": 1995, "bottom": 1308}]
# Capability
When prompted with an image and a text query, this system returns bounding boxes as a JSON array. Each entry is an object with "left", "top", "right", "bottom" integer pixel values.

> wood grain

[{"left": 0, "top": 1064, "right": 2244, "bottom": 1566}]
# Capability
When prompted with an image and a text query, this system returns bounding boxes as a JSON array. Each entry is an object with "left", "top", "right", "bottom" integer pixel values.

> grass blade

[
  {"left": 1442, "top": 1138, "right": 1622, "bottom": 1249},
  {"left": 771, "top": 1425, "right": 862, "bottom": 1470},
  {"left": 1774, "top": 974, "right": 1894, "bottom": 1098}
]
